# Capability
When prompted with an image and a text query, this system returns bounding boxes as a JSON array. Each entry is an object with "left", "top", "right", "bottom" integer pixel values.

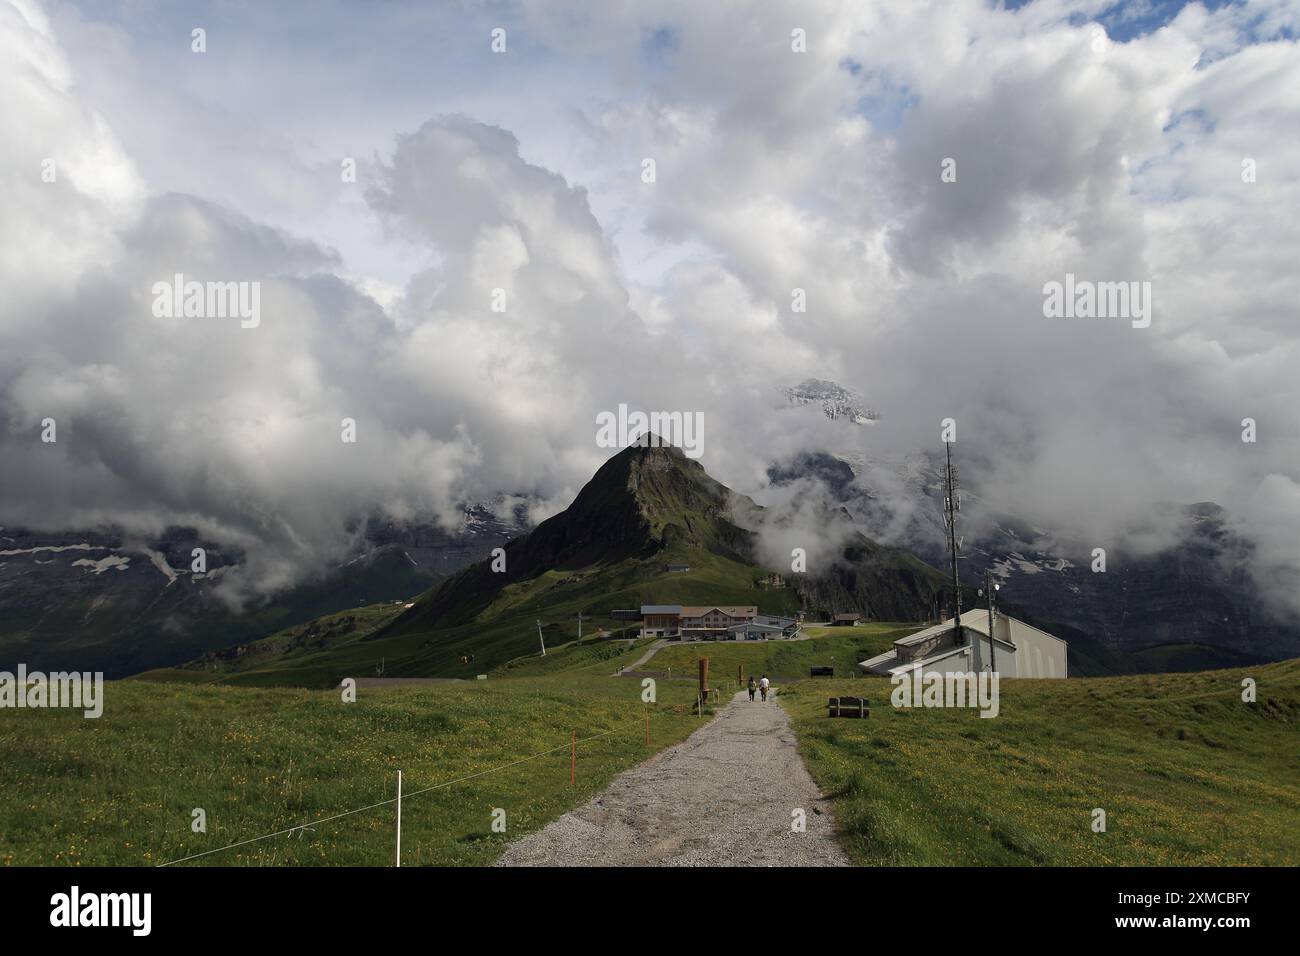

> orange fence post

[{"left": 570, "top": 730, "right": 576, "bottom": 785}]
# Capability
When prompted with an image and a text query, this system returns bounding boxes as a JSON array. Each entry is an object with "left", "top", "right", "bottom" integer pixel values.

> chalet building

[
  {"left": 858, "top": 609, "right": 1067, "bottom": 679},
  {"left": 757, "top": 572, "right": 787, "bottom": 589},
  {"left": 663, "top": 564, "right": 691, "bottom": 572},
  {"left": 639, "top": 604, "right": 757, "bottom": 639},
  {"left": 832, "top": 612, "right": 863, "bottom": 626}
]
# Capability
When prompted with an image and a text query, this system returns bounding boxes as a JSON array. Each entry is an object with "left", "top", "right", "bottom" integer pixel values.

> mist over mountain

[
  {"left": 0, "top": 505, "right": 524, "bottom": 676},
  {"left": 388, "top": 442, "right": 948, "bottom": 641},
  {"left": 767, "top": 438, "right": 1300, "bottom": 671}
]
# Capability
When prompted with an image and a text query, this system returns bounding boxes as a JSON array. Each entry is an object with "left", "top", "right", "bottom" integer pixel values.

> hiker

[
  {"left": 747, "top": 676, "right": 756, "bottom": 701},
  {"left": 759, "top": 674, "right": 770, "bottom": 702}
]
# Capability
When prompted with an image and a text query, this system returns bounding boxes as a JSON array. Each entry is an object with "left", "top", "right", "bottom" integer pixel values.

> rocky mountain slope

[
  {"left": 0, "top": 504, "right": 524, "bottom": 676},
  {"left": 768, "top": 445, "right": 1300, "bottom": 672}
]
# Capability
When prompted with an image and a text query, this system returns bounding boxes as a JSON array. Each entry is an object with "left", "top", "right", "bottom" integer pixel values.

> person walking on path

[
  {"left": 747, "top": 676, "right": 757, "bottom": 701},
  {"left": 759, "top": 674, "right": 770, "bottom": 702}
]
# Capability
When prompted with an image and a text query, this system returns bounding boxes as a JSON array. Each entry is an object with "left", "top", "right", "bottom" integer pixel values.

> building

[
  {"left": 663, "top": 564, "right": 691, "bottom": 573},
  {"left": 639, "top": 604, "right": 758, "bottom": 639},
  {"left": 640, "top": 605, "right": 685, "bottom": 637},
  {"left": 728, "top": 614, "right": 800, "bottom": 640},
  {"left": 728, "top": 621, "right": 786, "bottom": 640},
  {"left": 858, "top": 609, "right": 1067, "bottom": 679},
  {"left": 832, "top": 612, "right": 862, "bottom": 626}
]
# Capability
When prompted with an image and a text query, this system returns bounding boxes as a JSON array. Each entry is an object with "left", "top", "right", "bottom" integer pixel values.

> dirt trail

[
  {"left": 615, "top": 639, "right": 666, "bottom": 674},
  {"left": 495, "top": 691, "right": 848, "bottom": 867}
]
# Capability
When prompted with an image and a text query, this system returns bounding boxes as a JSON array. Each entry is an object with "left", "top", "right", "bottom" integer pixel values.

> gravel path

[
  {"left": 495, "top": 691, "right": 848, "bottom": 867},
  {"left": 616, "top": 639, "right": 667, "bottom": 674}
]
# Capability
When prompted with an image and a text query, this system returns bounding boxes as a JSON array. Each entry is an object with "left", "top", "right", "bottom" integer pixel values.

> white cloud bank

[{"left": 2, "top": 0, "right": 1299, "bottom": 617}]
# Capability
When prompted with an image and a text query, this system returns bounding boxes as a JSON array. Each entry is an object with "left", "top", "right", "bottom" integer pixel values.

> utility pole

[
  {"left": 943, "top": 441, "right": 964, "bottom": 645},
  {"left": 984, "top": 571, "right": 998, "bottom": 674},
  {"left": 536, "top": 619, "right": 547, "bottom": 657}
]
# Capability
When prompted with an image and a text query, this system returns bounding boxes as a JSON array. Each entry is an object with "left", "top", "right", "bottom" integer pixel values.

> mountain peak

[{"left": 781, "top": 378, "right": 879, "bottom": 424}]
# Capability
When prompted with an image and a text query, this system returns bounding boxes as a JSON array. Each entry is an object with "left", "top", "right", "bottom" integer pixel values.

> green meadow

[
  {"left": 782, "top": 658, "right": 1300, "bottom": 865},
  {"left": 0, "top": 641, "right": 705, "bottom": 867},
  {"left": 646, "top": 623, "right": 911, "bottom": 684},
  {"left": 3, "top": 623, "right": 1297, "bottom": 867}
]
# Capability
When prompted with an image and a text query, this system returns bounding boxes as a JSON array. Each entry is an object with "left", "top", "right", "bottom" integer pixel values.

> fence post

[
  {"left": 570, "top": 731, "right": 576, "bottom": 785},
  {"left": 395, "top": 770, "right": 402, "bottom": 868}
]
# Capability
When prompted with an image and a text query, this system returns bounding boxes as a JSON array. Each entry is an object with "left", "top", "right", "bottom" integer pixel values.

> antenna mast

[{"left": 943, "top": 442, "right": 964, "bottom": 644}]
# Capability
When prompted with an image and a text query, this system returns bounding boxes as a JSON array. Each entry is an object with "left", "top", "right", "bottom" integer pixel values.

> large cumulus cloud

[{"left": 3, "top": 0, "right": 1300, "bottom": 619}]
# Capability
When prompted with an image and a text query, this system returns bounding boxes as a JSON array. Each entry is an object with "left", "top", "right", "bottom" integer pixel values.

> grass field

[
  {"left": 0, "top": 662, "right": 707, "bottom": 867},
  {"left": 781, "top": 658, "right": 1300, "bottom": 865},
  {"left": 6, "top": 619, "right": 1297, "bottom": 867},
  {"left": 490, "top": 635, "right": 654, "bottom": 678},
  {"left": 645, "top": 623, "right": 912, "bottom": 683}
]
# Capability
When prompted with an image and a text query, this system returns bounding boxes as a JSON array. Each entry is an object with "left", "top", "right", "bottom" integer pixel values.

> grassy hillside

[
  {"left": 184, "top": 550, "right": 805, "bottom": 687},
  {"left": 647, "top": 624, "right": 913, "bottom": 682},
  {"left": 306, "top": 443, "right": 950, "bottom": 685},
  {"left": 782, "top": 658, "right": 1300, "bottom": 865},
  {"left": 147, "top": 603, "right": 408, "bottom": 684},
  {"left": 0, "top": 653, "right": 707, "bottom": 867},
  {"left": 0, "top": 547, "right": 439, "bottom": 679}
]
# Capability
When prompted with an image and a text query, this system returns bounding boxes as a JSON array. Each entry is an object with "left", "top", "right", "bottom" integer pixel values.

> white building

[{"left": 859, "top": 609, "right": 1067, "bottom": 679}]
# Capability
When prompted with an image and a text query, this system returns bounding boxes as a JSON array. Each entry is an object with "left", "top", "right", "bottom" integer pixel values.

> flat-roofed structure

[
  {"left": 728, "top": 620, "right": 789, "bottom": 640},
  {"left": 859, "top": 609, "right": 1067, "bottom": 679}
]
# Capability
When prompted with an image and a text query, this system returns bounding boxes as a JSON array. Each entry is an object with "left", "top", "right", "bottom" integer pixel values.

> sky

[{"left": 2, "top": 0, "right": 1299, "bottom": 613}]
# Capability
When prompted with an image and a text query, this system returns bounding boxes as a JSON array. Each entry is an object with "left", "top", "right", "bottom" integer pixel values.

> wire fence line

[{"left": 155, "top": 706, "right": 680, "bottom": 867}]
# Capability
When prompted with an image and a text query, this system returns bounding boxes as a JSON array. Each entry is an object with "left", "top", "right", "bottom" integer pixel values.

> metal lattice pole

[{"left": 944, "top": 442, "right": 964, "bottom": 644}]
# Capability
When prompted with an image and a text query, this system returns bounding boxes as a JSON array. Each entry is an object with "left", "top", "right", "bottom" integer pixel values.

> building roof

[
  {"left": 728, "top": 621, "right": 785, "bottom": 633},
  {"left": 640, "top": 604, "right": 682, "bottom": 615},
  {"left": 680, "top": 605, "right": 758, "bottom": 618},
  {"left": 834, "top": 612, "right": 862, "bottom": 621}
]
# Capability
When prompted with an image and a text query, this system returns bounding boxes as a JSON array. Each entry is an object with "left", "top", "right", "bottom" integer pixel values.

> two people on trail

[{"left": 747, "top": 676, "right": 757, "bottom": 701}]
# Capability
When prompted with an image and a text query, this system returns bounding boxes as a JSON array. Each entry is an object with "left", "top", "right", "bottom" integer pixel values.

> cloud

[{"left": 2, "top": 0, "right": 1299, "bottom": 623}]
